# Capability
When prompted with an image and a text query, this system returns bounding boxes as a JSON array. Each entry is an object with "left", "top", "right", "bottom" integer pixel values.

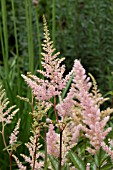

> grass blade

[{"left": 1, "top": 0, "right": 9, "bottom": 79}]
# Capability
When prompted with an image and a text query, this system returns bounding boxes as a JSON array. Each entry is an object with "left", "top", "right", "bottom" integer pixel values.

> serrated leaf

[
  {"left": 67, "top": 151, "right": 85, "bottom": 170},
  {"left": 48, "top": 155, "right": 58, "bottom": 170}
]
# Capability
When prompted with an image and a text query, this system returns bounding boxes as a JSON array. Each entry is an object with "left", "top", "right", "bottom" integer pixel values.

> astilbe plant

[
  {"left": 13, "top": 99, "right": 52, "bottom": 170},
  {"left": 0, "top": 83, "right": 20, "bottom": 170},
  {"left": 13, "top": 131, "right": 44, "bottom": 170},
  {"left": 21, "top": 16, "right": 113, "bottom": 169},
  {"left": 1, "top": 16, "right": 113, "bottom": 169},
  {"left": 55, "top": 60, "right": 113, "bottom": 160}
]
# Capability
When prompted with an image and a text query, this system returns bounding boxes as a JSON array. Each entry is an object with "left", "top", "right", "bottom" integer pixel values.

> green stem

[
  {"left": 1, "top": 0, "right": 9, "bottom": 79},
  {"left": 35, "top": 6, "right": 42, "bottom": 72},
  {"left": 25, "top": 0, "right": 34, "bottom": 73},
  {"left": 52, "top": 0, "right": 56, "bottom": 45},
  {"left": 11, "top": 0, "right": 21, "bottom": 108},
  {"left": 44, "top": 127, "right": 47, "bottom": 170}
]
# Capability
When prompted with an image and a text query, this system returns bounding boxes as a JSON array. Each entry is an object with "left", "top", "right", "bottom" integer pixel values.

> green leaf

[
  {"left": 3, "top": 141, "right": 22, "bottom": 151},
  {"left": 99, "top": 149, "right": 108, "bottom": 165},
  {"left": 101, "top": 164, "right": 113, "bottom": 170},
  {"left": 3, "top": 145, "right": 11, "bottom": 151},
  {"left": 67, "top": 151, "right": 85, "bottom": 170},
  {"left": 94, "top": 153, "right": 99, "bottom": 167},
  {"left": 44, "top": 160, "right": 50, "bottom": 170},
  {"left": 91, "top": 163, "right": 97, "bottom": 170},
  {"left": 48, "top": 155, "right": 58, "bottom": 170},
  {"left": 61, "top": 74, "right": 73, "bottom": 99},
  {"left": 94, "top": 149, "right": 108, "bottom": 167},
  {"left": 62, "top": 163, "right": 70, "bottom": 170}
]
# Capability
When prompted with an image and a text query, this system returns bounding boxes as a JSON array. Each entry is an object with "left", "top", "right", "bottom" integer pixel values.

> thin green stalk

[
  {"left": 44, "top": 127, "right": 47, "bottom": 170},
  {"left": 25, "top": 0, "right": 34, "bottom": 73},
  {"left": 11, "top": 0, "right": 22, "bottom": 108},
  {"left": 11, "top": 0, "right": 19, "bottom": 59},
  {"left": 1, "top": 0, "right": 9, "bottom": 79},
  {"left": 52, "top": 0, "right": 56, "bottom": 45},
  {"left": 0, "top": 22, "right": 5, "bottom": 64},
  {"left": 35, "top": 6, "right": 42, "bottom": 71}
]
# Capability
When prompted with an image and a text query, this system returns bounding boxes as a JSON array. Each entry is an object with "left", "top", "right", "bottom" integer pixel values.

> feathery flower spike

[
  {"left": 0, "top": 84, "right": 19, "bottom": 125},
  {"left": 46, "top": 124, "right": 59, "bottom": 158},
  {"left": 22, "top": 16, "right": 71, "bottom": 101},
  {"left": 72, "top": 59, "right": 112, "bottom": 154},
  {"left": 9, "top": 119, "right": 21, "bottom": 146},
  {"left": 13, "top": 155, "right": 26, "bottom": 170}
]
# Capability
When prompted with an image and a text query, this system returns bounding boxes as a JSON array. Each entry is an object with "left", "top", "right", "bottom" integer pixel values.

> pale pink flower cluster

[
  {"left": 9, "top": 119, "right": 20, "bottom": 146},
  {"left": 46, "top": 124, "right": 59, "bottom": 158},
  {"left": 101, "top": 141, "right": 113, "bottom": 160},
  {"left": 21, "top": 134, "right": 44, "bottom": 169},
  {"left": 56, "top": 87, "right": 74, "bottom": 117},
  {"left": 71, "top": 124, "right": 82, "bottom": 144},
  {"left": 0, "top": 85, "right": 19, "bottom": 125},
  {"left": 1, "top": 105, "right": 19, "bottom": 124},
  {"left": 22, "top": 75, "right": 59, "bottom": 100},
  {"left": 13, "top": 155, "right": 26, "bottom": 170},
  {"left": 14, "top": 133, "right": 44, "bottom": 169},
  {"left": 22, "top": 17, "right": 71, "bottom": 101},
  {"left": 72, "top": 60, "right": 112, "bottom": 154}
]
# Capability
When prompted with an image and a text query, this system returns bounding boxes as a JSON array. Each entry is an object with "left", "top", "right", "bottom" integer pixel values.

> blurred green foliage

[{"left": 1, "top": 0, "right": 113, "bottom": 93}]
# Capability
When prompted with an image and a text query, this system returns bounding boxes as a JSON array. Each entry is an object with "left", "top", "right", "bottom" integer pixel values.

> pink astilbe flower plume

[
  {"left": 13, "top": 155, "right": 26, "bottom": 170},
  {"left": 22, "top": 15, "right": 71, "bottom": 101},
  {"left": 0, "top": 84, "right": 19, "bottom": 125},
  {"left": 56, "top": 86, "right": 75, "bottom": 117},
  {"left": 46, "top": 124, "right": 59, "bottom": 158},
  {"left": 9, "top": 119, "right": 21, "bottom": 146},
  {"left": 13, "top": 131, "right": 44, "bottom": 170},
  {"left": 72, "top": 59, "right": 112, "bottom": 154},
  {"left": 13, "top": 99, "right": 48, "bottom": 169},
  {"left": 21, "top": 134, "right": 44, "bottom": 169}
]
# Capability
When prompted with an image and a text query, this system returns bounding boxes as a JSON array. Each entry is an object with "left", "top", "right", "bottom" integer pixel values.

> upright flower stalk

[
  {"left": 22, "top": 15, "right": 71, "bottom": 102},
  {"left": 72, "top": 60, "right": 112, "bottom": 154},
  {"left": 22, "top": 15, "right": 72, "bottom": 167},
  {"left": 13, "top": 101, "right": 48, "bottom": 170},
  {"left": 0, "top": 84, "right": 19, "bottom": 170},
  {"left": 46, "top": 124, "right": 59, "bottom": 158}
]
